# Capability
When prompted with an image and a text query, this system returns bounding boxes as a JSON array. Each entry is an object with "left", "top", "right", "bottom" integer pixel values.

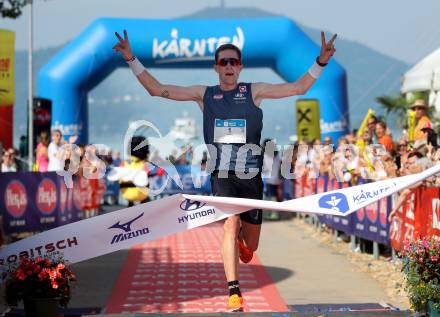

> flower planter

[
  {"left": 428, "top": 301, "right": 440, "bottom": 317},
  {"left": 24, "top": 297, "right": 60, "bottom": 317}
]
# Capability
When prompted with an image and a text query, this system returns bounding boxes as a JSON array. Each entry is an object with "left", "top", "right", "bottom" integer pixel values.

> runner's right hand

[{"left": 113, "top": 30, "right": 133, "bottom": 61}]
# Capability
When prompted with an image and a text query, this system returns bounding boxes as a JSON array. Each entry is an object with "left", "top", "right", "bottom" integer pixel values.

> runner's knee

[{"left": 223, "top": 216, "right": 240, "bottom": 235}]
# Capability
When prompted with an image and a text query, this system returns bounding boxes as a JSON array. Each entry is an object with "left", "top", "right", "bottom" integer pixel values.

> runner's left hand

[{"left": 318, "top": 32, "right": 337, "bottom": 64}]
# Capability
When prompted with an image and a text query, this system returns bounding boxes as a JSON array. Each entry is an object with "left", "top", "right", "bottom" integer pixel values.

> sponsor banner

[
  {"left": 352, "top": 177, "right": 389, "bottom": 244},
  {"left": 390, "top": 187, "right": 440, "bottom": 250},
  {"left": 0, "top": 172, "right": 104, "bottom": 234},
  {"left": 426, "top": 188, "right": 440, "bottom": 239},
  {"left": 296, "top": 99, "right": 321, "bottom": 142},
  {"left": 0, "top": 29, "right": 15, "bottom": 106},
  {"left": 0, "top": 194, "right": 250, "bottom": 268},
  {"left": 0, "top": 104, "right": 13, "bottom": 149}
]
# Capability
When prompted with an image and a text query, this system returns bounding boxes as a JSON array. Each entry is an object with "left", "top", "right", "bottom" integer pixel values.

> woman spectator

[
  {"left": 395, "top": 139, "right": 409, "bottom": 173},
  {"left": 35, "top": 131, "right": 50, "bottom": 172}
]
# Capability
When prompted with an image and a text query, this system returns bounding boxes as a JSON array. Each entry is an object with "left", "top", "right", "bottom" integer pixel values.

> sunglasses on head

[{"left": 217, "top": 58, "right": 241, "bottom": 67}]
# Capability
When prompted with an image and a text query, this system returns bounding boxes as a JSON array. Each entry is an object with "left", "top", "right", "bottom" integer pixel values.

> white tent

[{"left": 401, "top": 48, "right": 440, "bottom": 111}]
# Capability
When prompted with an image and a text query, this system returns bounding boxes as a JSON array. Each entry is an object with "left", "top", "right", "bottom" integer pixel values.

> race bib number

[{"left": 213, "top": 119, "right": 246, "bottom": 144}]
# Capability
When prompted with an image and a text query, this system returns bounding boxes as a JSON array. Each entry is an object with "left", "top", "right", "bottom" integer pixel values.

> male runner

[{"left": 114, "top": 30, "right": 336, "bottom": 312}]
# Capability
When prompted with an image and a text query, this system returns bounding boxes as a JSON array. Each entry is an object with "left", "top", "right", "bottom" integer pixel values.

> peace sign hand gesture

[
  {"left": 113, "top": 30, "right": 133, "bottom": 61},
  {"left": 318, "top": 32, "right": 337, "bottom": 65}
]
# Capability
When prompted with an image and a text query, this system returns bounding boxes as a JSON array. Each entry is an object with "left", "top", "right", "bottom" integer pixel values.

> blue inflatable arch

[{"left": 38, "top": 17, "right": 349, "bottom": 144}]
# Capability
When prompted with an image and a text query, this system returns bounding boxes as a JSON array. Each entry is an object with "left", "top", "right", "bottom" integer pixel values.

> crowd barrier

[
  {"left": 0, "top": 166, "right": 211, "bottom": 234},
  {"left": 289, "top": 175, "right": 440, "bottom": 249},
  {"left": 0, "top": 172, "right": 106, "bottom": 234},
  {"left": 2, "top": 168, "right": 437, "bottom": 247},
  {"left": 389, "top": 186, "right": 440, "bottom": 251}
]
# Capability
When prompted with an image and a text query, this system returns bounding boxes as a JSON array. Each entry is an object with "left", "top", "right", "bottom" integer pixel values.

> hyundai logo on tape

[
  {"left": 108, "top": 213, "right": 149, "bottom": 244},
  {"left": 180, "top": 199, "right": 206, "bottom": 211},
  {"left": 178, "top": 199, "right": 215, "bottom": 224},
  {"left": 318, "top": 193, "right": 349, "bottom": 213}
]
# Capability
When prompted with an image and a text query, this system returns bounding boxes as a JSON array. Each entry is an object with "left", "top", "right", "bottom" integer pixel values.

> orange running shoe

[
  {"left": 238, "top": 239, "right": 253, "bottom": 263},
  {"left": 227, "top": 294, "right": 244, "bottom": 312}
]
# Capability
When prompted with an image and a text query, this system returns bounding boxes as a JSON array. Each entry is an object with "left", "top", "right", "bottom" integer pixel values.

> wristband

[
  {"left": 308, "top": 61, "right": 323, "bottom": 79},
  {"left": 127, "top": 56, "right": 145, "bottom": 76},
  {"left": 315, "top": 56, "right": 328, "bottom": 67}
]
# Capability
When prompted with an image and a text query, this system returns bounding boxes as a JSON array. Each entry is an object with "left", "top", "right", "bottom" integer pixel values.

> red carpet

[{"left": 105, "top": 223, "right": 287, "bottom": 313}]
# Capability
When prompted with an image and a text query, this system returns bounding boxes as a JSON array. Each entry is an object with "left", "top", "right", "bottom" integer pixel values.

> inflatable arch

[{"left": 38, "top": 17, "right": 349, "bottom": 144}]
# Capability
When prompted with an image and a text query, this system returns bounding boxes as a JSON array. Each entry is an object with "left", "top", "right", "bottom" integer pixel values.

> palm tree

[
  {"left": 1, "top": 0, "right": 29, "bottom": 18},
  {"left": 376, "top": 92, "right": 439, "bottom": 133},
  {"left": 375, "top": 94, "right": 409, "bottom": 128}
]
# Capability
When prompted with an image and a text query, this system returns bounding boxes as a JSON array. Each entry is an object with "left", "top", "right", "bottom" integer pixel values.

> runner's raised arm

[
  {"left": 252, "top": 32, "right": 337, "bottom": 106},
  {"left": 113, "top": 30, "right": 205, "bottom": 108}
]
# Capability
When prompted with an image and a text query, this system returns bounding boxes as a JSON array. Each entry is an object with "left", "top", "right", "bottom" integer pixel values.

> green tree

[
  {"left": 1, "top": 0, "right": 29, "bottom": 19},
  {"left": 375, "top": 94, "right": 409, "bottom": 128},
  {"left": 376, "top": 92, "right": 440, "bottom": 133}
]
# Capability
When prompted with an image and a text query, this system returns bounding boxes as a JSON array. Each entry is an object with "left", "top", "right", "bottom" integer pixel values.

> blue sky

[{"left": 1, "top": 0, "right": 440, "bottom": 64}]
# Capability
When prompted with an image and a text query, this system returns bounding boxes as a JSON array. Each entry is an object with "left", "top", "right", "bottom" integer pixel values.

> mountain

[{"left": 12, "top": 6, "right": 410, "bottom": 151}]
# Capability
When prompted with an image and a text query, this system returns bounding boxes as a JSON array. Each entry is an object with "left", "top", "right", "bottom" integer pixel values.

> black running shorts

[{"left": 210, "top": 171, "right": 263, "bottom": 225}]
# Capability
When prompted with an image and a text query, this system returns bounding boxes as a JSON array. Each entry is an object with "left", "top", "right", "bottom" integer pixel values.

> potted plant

[
  {"left": 3, "top": 255, "right": 76, "bottom": 317},
  {"left": 402, "top": 237, "right": 440, "bottom": 316}
]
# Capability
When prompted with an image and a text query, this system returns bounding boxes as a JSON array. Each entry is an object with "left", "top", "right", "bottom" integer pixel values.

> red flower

[
  {"left": 431, "top": 256, "right": 438, "bottom": 262},
  {"left": 16, "top": 271, "right": 26, "bottom": 281},
  {"left": 56, "top": 263, "right": 65, "bottom": 271},
  {"left": 422, "top": 240, "right": 429, "bottom": 249}
]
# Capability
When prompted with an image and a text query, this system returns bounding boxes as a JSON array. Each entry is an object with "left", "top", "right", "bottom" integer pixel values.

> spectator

[
  {"left": 388, "top": 151, "right": 433, "bottom": 221},
  {"left": 262, "top": 139, "right": 282, "bottom": 220},
  {"left": 1, "top": 150, "right": 17, "bottom": 172},
  {"left": 324, "top": 136, "right": 333, "bottom": 146},
  {"left": 36, "top": 131, "right": 50, "bottom": 172},
  {"left": 47, "top": 130, "right": 77, "bottom": 171},
  {"left": 367, "top": 115, "right": 378, "bottom": 143},
  {"left": 18, "top": 135, "right": 28, "bottom": 158},
  {"left": 48, "top": 130, "right": 64, "bottom": 171},
  {"left": 411, "top": 99, "right": 432, "bottom": 141},
  {"left": 375, "top": 121, "right": 394, "bottom": 152},
  {"left": 9, "top": 148, "right": 24, "bottom": 171},
  {"left": 113, "top": 151, "right": 122, "bottom": 167},
  {"left": 200, "top": 150, "right": 208, "bottom": 171},
  {"left": 395, "top": 139, "right": 409, "bottom": 172},
  {"left": 421, "top": 122, "right": 438, "bottom": 149}
]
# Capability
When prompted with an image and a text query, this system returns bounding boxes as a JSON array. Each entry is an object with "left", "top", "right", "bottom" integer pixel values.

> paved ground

[{"left": 258, "top": 218, "right": 391, "bottom": 306}]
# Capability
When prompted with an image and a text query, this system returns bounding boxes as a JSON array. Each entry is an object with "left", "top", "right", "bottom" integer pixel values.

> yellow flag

[
  {"left": 355, "top": 108, "right": 375, "bottom": 172},
  {"left": 356, "top": 108, "right": 375, "bottom": 139},
  {"left": 296, "top": 99, "right": 321, "bottom": 142},
  {"left": 407, "top": 110, "right": 416, "bottom": 143},
  {"left": 0, "top": 29, "right": 15, "bottom": 106}
]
